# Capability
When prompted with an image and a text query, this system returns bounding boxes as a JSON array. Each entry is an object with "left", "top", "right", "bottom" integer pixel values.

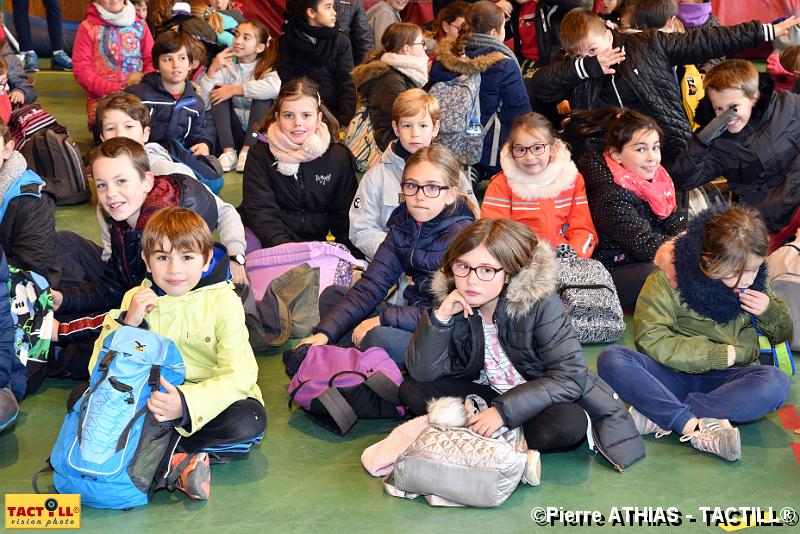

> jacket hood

[
  {"left": 498, "top": 140, "right": 579, "bottom": 200},
  {"left": 433, "top": 38, "right": 506, "bottom": 76},
  {"left": 694, "top": 73, "right": 775, "bottom": 130},
  {"left": 430, "top": 240, "right": 557, "bottom": 320},
  {"left": 352, "top": 60, "right": 394, "bottom": 90},
  {"left": 673, "top": 206, "right": 766, "bottom": 324}
]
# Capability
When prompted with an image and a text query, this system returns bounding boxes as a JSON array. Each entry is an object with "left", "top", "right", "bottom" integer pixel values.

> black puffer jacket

[
  {"left": 0, "top": 163, "right": 59, "bottom": 287},
  {"left": 406, "top": 243, "right": 645, "bottom": 470},
  {"left": 578, "top": 147, "right": 686, "bottom": 269},
  {"left": 528, "top": 21, "right": 775, "bottom": 164},
  {"left": 352, "top": 60, "right": 419, "bottom": 150},
  {"left": 671, "top": 76, "right": 800, "bottom": 233},
  {"left": 59, "top": 174, "right": 218, "bottom": 314},
  {"left": 278, "top": 18, "right": 357, "bottom": 127},
  {"left": 241, "top": 140, "right": 359, "bottom": 254}
]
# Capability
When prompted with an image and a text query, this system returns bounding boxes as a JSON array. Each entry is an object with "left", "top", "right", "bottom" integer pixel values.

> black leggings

[
  {"left": 399, "top": 377, "right": 587, "bottom": 452},
  {"left": 211, "top": 98, "right": 272, "bottom": 151}
]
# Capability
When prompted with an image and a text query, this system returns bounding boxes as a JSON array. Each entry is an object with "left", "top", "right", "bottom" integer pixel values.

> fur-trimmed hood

[
  {"left": 352, "top": 52, "right": 428, "bottom": 90},
  {"left": 432, "top": 38, "right": 506, "bottom": 76},
  {"left": 673, "top": 206, "right": 767, "bottom": 324},
  {"left": 499, "top": 140, "right": 579, "bottom": 200},
  {"left": 430, "top": 240, "right": 557, "bottom": 320}
]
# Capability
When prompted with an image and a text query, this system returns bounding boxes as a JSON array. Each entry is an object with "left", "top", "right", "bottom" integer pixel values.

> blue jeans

[
  {"left": 597, "top": 345, "right": 790, "bottom": 433},
  {"left": 318, "top": 285, "right": 414, "bottom": 368}
]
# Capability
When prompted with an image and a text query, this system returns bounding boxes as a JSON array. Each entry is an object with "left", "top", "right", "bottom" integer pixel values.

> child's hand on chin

[
  {"left": 737, "top": 288, "right": 769, "bottom": 316},
  {"left": 434, "top": 290, "right": 473, "bottom": 323}
]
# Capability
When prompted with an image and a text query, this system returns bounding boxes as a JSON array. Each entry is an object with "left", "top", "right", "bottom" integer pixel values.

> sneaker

[
  {"left": 218, "top": 150, "right": 237, "bottom": 172},
  {"left": 51, "top": 50, "right": 73, "bottom": 71},
  {"left": 0, "top": 387, "right": 19, "bottom": 432},
  {"left": 629, "top": 406, "right": 672, "bottom": 437},
  {"left": 169, "top": 452, "right": 211, "bottom": 499},
  {"left": 236, "top": 150, "right": 248, "bottom": 172},
  {"left": 522, "top": 449, "right": 541, "bottom": 486},
  {"left": 23, "top": 50, "right": 39, "bottom": 72},
  {"left": 679, "top": 418, "right": 740, "bottom": 461}
]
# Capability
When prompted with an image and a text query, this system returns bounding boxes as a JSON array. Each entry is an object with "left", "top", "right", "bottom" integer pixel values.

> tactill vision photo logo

[{"left": 5, "top": 493, "right": 81, "bottom": 529}]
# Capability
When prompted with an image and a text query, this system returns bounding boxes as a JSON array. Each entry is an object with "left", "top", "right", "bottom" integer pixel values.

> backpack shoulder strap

[
  {"left": 32, "top": 463, "right": 55, "bottom": 494},
  {"left": 363, "top": 372, "right": 401, "bottom": 406},
  {"left": 315, "top": 387, "right": 358, "bottom": 435}
]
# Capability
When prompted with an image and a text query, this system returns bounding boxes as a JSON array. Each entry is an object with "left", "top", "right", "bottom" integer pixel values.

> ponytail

[{"left": 455, "top": 1, "right": 504, "bottom": 55}]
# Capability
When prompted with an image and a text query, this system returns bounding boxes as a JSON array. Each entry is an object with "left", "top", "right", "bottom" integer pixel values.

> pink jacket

[{"left": 72, "top": 4, "right": 154, "bottom": 123}]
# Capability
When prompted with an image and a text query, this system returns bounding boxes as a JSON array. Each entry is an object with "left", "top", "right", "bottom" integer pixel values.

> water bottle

[{"left": 465, "top": 117, "right": 481, "bottom": 137}]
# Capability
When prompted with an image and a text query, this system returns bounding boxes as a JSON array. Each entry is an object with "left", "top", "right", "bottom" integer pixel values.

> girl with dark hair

[
  {"left": 575, "top": 107, "right": 686, "bottom": 307},
  {"left": 598, "top": 205, "right": 792, "bottom": 462},
  {"left": 278, "top": 0, "right": 357, "bottom": 126},
  {"left": 428, "top": 1, "right": 531, "bottom": 177},
  {"left": 199, "top": 20, "right": 281, "bottom": 172},
  {"left": 351, "top": 23, "right": 429, "bottom": 150}
]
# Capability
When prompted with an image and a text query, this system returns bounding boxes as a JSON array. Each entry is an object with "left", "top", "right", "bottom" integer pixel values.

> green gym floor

[{"left": 1, "top": 67, "right": 799, "bottom": 534}]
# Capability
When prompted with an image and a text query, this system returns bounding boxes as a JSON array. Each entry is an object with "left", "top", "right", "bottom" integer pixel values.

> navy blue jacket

[
  {"left": 315, "top": 199, "right": 475, "bottom": 342},
  {"left": 428, "top": 38, "right": 531, "bottom": 172},
  {"left": 0, "top": 247, "right": 26, "bottom": 400},
  {"left": 126, "top": 72, "right": 212, "bottom": 150}
]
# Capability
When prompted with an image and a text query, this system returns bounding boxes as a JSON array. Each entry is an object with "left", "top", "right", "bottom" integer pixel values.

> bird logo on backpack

[{"left": 34, "top": 326, "right": 186, "bottom": 509}]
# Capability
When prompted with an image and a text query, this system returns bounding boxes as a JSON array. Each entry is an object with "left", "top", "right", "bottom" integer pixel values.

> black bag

[{"left": 21, "top": 129, "right": 91, "bottom": 205}]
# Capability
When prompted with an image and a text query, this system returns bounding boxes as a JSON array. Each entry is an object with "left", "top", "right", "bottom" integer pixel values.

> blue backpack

[{"left": 38, "top": 326, "right": 186, "bottom": 509}]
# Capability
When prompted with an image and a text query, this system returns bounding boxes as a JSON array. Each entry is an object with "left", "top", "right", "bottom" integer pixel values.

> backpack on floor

[
  {"left": 344, "top": 103, "right": 382, "bottom": 174},
  {"left": 383, "top": 396, "right": 535, "bottom": 507},
  {"left": 8, "top": 102, "right": 67, "bottom": 149},
  {"left": 767, "top": 241, "right": 800, "bottom": 353},
  {"left": 246, "top": 241, "right": 366, "bottom": 301},
  {"left": 37, "top": 326, "right": 186, "bottom": 509},
  {"left": 429, "top": 72, "right": 501, "bottom": 166},
  {"left": 7, "top": 266, "right": 53, "bottom": 396},
  {"left": 21, "top": 129, "right": 91, "bottom": 205},
  {"left": 288, "top": 345, "right": 405, "bottom": 435},
  {"left": 557, "top": 256, "right": 625, "bottom": 344}
]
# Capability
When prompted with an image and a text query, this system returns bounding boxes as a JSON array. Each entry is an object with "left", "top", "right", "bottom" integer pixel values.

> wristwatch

[{"left": 230, "top": 254, "right": 246, "bottom": 266}]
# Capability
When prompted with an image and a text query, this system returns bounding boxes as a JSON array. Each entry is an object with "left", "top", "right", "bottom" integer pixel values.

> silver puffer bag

[{"left": 384, "top": 396, "right": 540, "bottom": 507}]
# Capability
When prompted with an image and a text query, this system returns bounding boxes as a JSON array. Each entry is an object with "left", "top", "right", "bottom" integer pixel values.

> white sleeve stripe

[{"left": 575, "top": 57, "right": 588, "bottom": 79}]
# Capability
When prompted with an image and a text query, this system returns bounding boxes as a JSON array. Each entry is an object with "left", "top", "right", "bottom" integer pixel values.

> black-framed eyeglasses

[
  {"left": 410, "top": 41, "right": 426, "bottom": 47},
  {"left": 451, "top": 261, "right": 504, "bottom": 281},
  {"left": 511, "top": 143, "right": 550, "bottom": 158},
  {"left": 401, "top": 182, "right": 451, "bottom": 198}
]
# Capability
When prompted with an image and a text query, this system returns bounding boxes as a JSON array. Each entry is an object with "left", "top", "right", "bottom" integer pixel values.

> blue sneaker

[
  {"left": 51, "top": 50, "right": 73, "bottom": 71},
  {"left": 23, "top": 50, "right": 39, "bottom": 72}
]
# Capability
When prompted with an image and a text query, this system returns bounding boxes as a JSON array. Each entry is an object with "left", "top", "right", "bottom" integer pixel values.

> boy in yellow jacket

[{"left": 88, "top": 207, "right": 265, "bottom": 500}]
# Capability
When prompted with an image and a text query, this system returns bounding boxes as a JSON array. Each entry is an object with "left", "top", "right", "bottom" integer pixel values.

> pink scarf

[
  {"left": 603, "top": 153, "right": 676, "bottom": 219},
  {"left": 267, "top": 120, "right": 331, "bottom": 176}
]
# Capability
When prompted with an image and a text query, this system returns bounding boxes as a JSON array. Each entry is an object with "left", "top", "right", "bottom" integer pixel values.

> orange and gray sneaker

[{"left": 169, "top": 452, "right": 211, "bottom": 500}]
